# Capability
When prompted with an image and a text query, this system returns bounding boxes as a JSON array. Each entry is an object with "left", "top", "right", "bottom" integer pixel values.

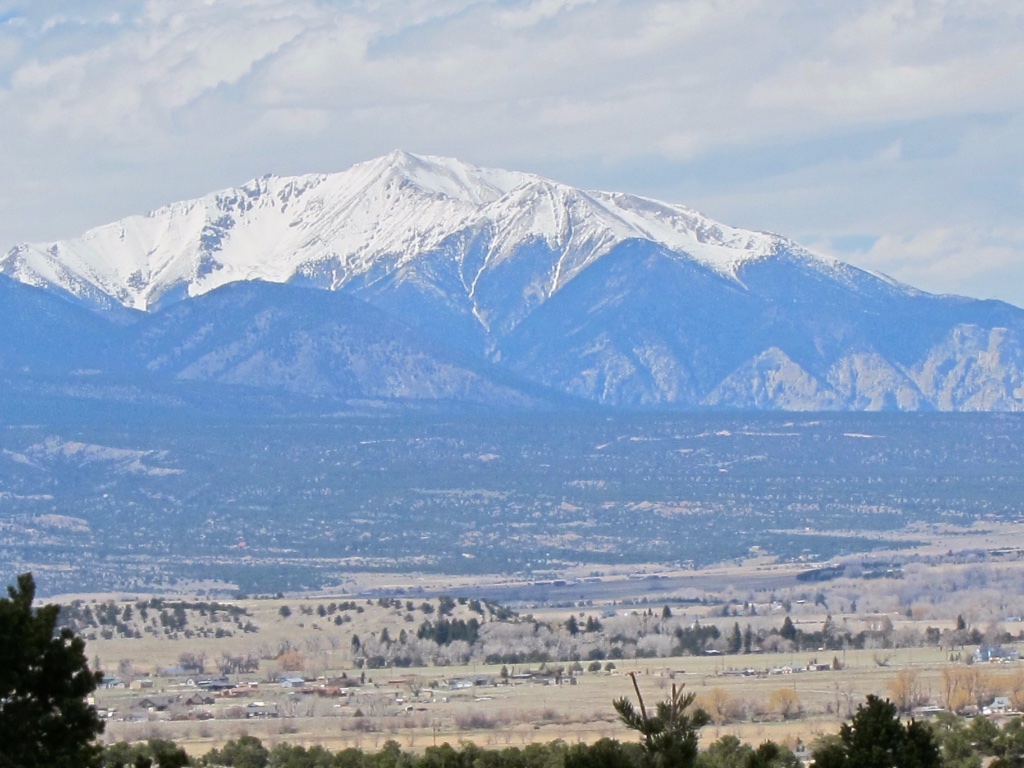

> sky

[{"left": 1, "top": 0, "right": 1022, "bottom": 306}]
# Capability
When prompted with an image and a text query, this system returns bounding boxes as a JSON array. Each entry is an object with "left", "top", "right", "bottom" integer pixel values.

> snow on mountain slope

[
  {"left": 0, "top": 150, "right": 812, "bottom": 317},
  {"left": 9, "top": 150, "right": 1024, "bottom": 412},
  {"left": 2, "top": 152, "right": 510, "bottom": 310}
]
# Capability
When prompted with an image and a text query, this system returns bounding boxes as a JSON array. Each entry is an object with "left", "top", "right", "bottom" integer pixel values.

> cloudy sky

[{"left": 1, "top": 1, "right": 1022, "bottom": 305}]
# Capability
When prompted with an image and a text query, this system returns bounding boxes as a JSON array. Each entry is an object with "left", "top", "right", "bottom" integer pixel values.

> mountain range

[{"left": 3, "top": 150, "right": 1024, "bottom": 414}]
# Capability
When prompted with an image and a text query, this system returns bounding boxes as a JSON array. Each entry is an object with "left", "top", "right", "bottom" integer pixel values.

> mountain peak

[
  {"left": 1, "top": 151, "right": 842, "bottom": 314},
  {"left": 352, "top": 149, "right": 531, "bottom": 206},
  {"left": 5, "top": 153, "right": 1024, "bottom": 412}
]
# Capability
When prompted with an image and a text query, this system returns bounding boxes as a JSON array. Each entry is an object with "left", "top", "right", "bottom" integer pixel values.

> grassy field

[
  {"left": 71, "top": 520, "right": 1024, "bottom": 756},
  {"left": 94, "top": 646, "right": 1001, "bottom": 756}
]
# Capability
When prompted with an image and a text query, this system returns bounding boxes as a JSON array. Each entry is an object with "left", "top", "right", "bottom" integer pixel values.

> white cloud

[
  {"left": 4, "top": 1, "right": 318, "bottom": 137},
  {"left": 495, "top": 0, "right": 602, "bottom": 30},
  {"left": 844, "top": 226, "right": 1024, "bottom": 304}
]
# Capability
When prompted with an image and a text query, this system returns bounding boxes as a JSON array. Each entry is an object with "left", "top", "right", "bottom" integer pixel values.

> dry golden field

[
  {"left": 92, "top": 647, "right": 1011, "bottom": 757},
  {"left": 65, "top": 520, "right": 1024, "bottom": 756}
]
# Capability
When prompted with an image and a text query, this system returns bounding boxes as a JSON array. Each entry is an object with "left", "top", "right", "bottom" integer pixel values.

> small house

[{"left": 975, "top": 645, "right": 1020, "bottom": 663}]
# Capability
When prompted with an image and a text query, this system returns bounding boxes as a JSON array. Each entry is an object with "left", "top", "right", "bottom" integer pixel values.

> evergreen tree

[
  {"left": 0, "top": 572, "right": 105, "bottom": 768},
  {"left": 614, "top": 673, "right": 709, "bottom": 768},
  {"left": 102, "top": 739, "right": 189, "bottom": 768},
  {"left": 700, "top": 737, "right": 801, "bottom": 768},
  {"left": 811, "top": 695, "right": 940, "bottom": 768},
  {"left": 780, "top": 616, "right": 797, "bottom": 642},
  {"left": 746, "top": 741, "right": 802, "bottom": 768},
  {"left": 728, "top": 623, "right": 742, "bottom": 654},
  {"left": 201, "top": 734, "right": 269, "bottom": 767},
  {"left": 566, "top": 738, "right": 640, "bottom": 768}
]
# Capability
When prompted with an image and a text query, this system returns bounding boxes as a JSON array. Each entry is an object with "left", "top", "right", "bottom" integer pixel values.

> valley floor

[{"left": 76, "top": 519, "right": 1024, "bottom": 755}]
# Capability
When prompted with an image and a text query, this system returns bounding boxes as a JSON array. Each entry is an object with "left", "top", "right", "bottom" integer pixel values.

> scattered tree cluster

[{"left": 58, "top": 598, "right": 255, "bottom": 642}]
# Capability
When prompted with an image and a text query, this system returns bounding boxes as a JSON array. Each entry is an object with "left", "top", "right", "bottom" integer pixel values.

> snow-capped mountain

[
  {"left": 5, "top": 151, "right": 1024, "bottom": 411},
  {"left": 1, "top": 150, "right": 806, "bottom": 317}
]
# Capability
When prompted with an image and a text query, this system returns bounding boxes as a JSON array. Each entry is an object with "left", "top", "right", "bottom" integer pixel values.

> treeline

[
  {"left": 416, "top": 617, "right": 481, "bottom": 645},
  {"left": 350, "top": 608, "right": 1007, "bottom": 673},
  {"left": 97, "top": 706, "right": 1024, "bottom": 768},
  {"left": 100, "top": 733, "right": 802, "bottom": 768}
]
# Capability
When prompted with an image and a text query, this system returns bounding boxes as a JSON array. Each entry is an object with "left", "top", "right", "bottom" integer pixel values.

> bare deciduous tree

[{"left": 887, "top": 669, "right": 925, "bottom": 712}]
